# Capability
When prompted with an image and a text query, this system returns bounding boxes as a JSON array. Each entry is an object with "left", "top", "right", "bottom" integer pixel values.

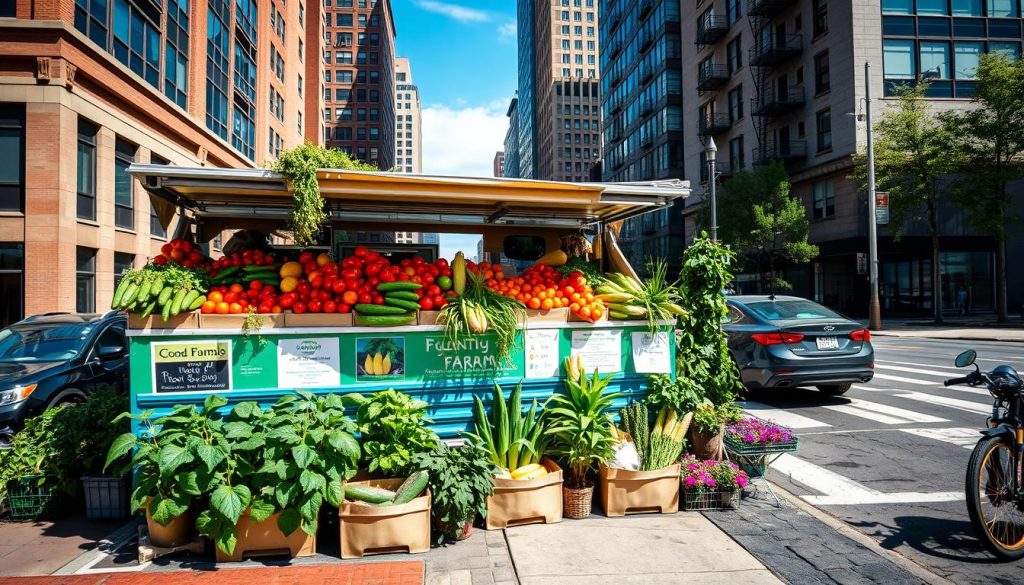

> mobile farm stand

[{"left": 126, "top": 165, "right": 690, "bottom": 437}]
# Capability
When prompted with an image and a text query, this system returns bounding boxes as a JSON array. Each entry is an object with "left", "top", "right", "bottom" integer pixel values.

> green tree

[
  {"left": 709, "top": 162, "right": 818, "bottom": 293},
  {"left": 940, "top": 53, "right": 1024, "bottom": 322},
  {"left": 852, "top": 82, "right": 955, "bottom": 323}
]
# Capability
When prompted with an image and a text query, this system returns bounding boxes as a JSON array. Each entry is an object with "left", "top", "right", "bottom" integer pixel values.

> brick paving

[{"left": 0, "top": 562, "right": 424, "bottom": 585}]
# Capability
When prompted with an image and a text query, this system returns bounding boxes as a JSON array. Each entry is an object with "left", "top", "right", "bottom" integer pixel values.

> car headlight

[{"left": 0, "top": 384, "right": 37, "bottom": 407}]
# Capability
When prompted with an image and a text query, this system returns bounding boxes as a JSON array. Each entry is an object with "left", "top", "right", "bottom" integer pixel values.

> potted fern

[
  {"left": 545, "top": 360, "right": 621, "bottom": 519},
  {"left": 412, "top": 442, "right": 497, "bottom": 542}
]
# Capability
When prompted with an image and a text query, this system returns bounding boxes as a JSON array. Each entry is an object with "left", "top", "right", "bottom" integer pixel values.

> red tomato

[
  {"left": 249, "top": 279, "right": 263, "bottom": 290},
  {"left": 432, "top": 295, "right": 446, "bottom": 306},
  {"left": 188, "top": 250, "right": 203, "bottom": 262},
  {"left": 279, "top": 292, "right": 297, "bottom": 309},
  {"left": 338, "top": 303, "right": 352, "bottom": 314},
  {"left": 153, "top": 255, "right": 169, "bottom": 266},
  {"left": 436, "top": 258, "right": 449, "bottom": 267},
  {"left": 308, "top": 271, "right": 323, "bottom": 289},
  {"left": 308, "top": 299, "right": 322, "bottom": 313},
  {"left": 324, "top": 300, "right": 337, "bottom": 313},
  {"left": 365, "top": 262, "right": 383, "bottom": 277},
  {"left": 293, "top": 301, "right": 307, "bottom": 314},
  {"left": 299, "top": 251, "right": 315, "bottom": 264},
  {"left": 359, "top": 292, "right": 373, "bottom": 305},
  {"left": 331, "top": 279, "right": 347, "bottom": 294},
  {"left": 317, "top": 290, "right": 331, "bottom": 302},
  {"left": 224, "top": 292, "right": 238, "bottom": 304},
  {"left": 419, "top": 298, "right": 434, "bottom": 310},
  {"left": 354, "top": 246, "right": 368, "bottom": 258},
  {"left": 372, "top": 294, "right": 385, "bottom": 305},
  {"left": 169, "top": 248, "right": 185, "bottom": 261},
  {"left": 297, "top": 281, "right": 312, "bottom": 295},
  {"left": 342, "top": 291, "right": 359, "bottom": 305},
  {"left": 272, "top": 305, "right": 283, "bottom": 313},
  {"left": 263, "top": 285, "right": 277, "bottom": 296},
  {"left": 426, "top": 285, "right": 442, "bottom": 297},
  {"left": 379, "top": 271, "right": 396, "bottom": 283},
  {"left": 368, "top": 276, "right": 380, "bottom": 287},
  {"left": 397, "top": 273, "right": 410, "bottom": 281},
  {"left": 201, "top": 301, "right": 216, "bottom": 314},
  {"left": 215, "top": 301, "right": 230, "bottom": 314},
  {"left": 160, "top": 243, "right": 173, "bottom": 256}
]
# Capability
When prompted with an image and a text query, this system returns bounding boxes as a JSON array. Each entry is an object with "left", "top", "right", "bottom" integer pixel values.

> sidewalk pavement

[
  {"left": 3, "top": 488, "right": 943, "bottom": 585},
  {"left": 0, "top": 513, "right": 123, "bottom": 577},
  {"left": 865, "top": 317, "right": 1024, "bottom": 343}
]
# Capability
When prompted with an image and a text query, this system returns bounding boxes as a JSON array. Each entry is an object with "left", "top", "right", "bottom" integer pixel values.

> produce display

[
  {"left": 112, "top": 263, "right": 207, "bottom": 322},
  {"left": 152, "top": 238, "right": 211, "bottom": 269},
  {"left": 618, "top": 402, "right": 691, "bottom": 471},
  {"left": 465, "top": 381, "right": 548, "bottom": 480},
  {"left": 343, "top": 471, "right": 429, "bottom": 506},
  {"left": 484, "top": 264, "right": 604, "bottom": 322},
  {"left": 596, "top": 259, "right": 687, "bottom": 327}
]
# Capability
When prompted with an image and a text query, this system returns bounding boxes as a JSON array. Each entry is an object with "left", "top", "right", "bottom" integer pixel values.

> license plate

[{"left": 816, "top": 336, "right": 840, "bottom": 350}]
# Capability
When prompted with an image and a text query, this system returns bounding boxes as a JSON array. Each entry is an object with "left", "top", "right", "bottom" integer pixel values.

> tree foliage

[{"left": 710, "top": 162, "right": 818, "bottom": 292}]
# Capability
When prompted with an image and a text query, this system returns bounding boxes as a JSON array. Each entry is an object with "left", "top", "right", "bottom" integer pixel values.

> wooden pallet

[{"left": 137, "top": 524, "right": 205, "bottom": 563}]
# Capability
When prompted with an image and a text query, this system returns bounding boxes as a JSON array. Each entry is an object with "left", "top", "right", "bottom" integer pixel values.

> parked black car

[
  {"left": 0, "top": 311, "right": 129, "bottom": 447},
  {"left": 723, "top": 295, "right": 874, "bottom": 396}
]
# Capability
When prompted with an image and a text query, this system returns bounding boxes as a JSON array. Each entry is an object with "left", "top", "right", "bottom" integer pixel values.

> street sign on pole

[
  {"left": 875, "top": 191, "right": 889, "bottom": 225},
  {"left": 857, "top": 253, "right": 867, "bottom": 275}
]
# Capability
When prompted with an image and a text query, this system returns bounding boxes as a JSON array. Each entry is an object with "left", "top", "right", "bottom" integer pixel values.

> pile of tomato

[
  {"left": 484, "top": 264, "right": 604, "bottom": 321},
  {"left": 202, "top": 282, "right": 280, "bottom": 315},
  {"left": 152, "top": 238, "right": 209, "bottom": 269}
]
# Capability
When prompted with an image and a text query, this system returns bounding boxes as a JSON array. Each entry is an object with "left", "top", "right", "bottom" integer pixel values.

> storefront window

[
  {"left": 76, "top": 247, "right": 96, "bottom": 313},
  {"left": 0, "top": 243, "right": 23, "bottom": 328}
]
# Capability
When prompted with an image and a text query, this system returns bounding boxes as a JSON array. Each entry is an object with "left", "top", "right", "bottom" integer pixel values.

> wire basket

[
  {"left": 723, "top": 437, "right": 799, "bottom": 457},
  {"left": 682, "top": 487, "right": 741, "bottom": 511},
  {"left": 82, "top": 475, "right": 130, "bottom": 520},
  {"left": 5, "top": 476, "right": 59, "bottom": 521}
]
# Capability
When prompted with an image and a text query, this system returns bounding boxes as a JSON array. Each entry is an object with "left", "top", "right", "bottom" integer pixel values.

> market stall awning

[{"left": 129, "top": 164, "right": 689, "bottom": 230}]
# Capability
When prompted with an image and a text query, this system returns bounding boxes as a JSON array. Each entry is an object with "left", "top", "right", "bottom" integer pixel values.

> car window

[
  {"left": 724, "top": 306, "right": 746, "bottom": 324},
  {"left": 745, "top": 300, "right": 843, "bottom": 321},
  {"left": 91, "top": 325, "right": 126, "bottom": 358},
  {"left": 0, "top": 323, "right": 95, "bottom": 362}
]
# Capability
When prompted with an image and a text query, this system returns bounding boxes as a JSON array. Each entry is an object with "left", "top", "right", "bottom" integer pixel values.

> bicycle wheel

[{"left": 965, "top": 435, "right": 1024, "bottom": 560}]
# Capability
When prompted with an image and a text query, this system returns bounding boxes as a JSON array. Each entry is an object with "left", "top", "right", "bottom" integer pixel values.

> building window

[
  {"left": 164, "top": 0, "right": 190, "bottom": 108},
  {"left": 0, "top": 243, "right": 24, "bottom": 327},
  {"left": 114, "top": 252, "right": 134, "bottom": 289},
  {"left": 76, "top": 247, "right": 96, "bottom": 313},
  {"left": 77, "top": 119, "right": 97, "bottom": 221},
  {"left": 728, "top": 85, "right": 743, "bottom": 122},
  {"left": 812, "top": 180, "right": 835, "bottom": 219},
  {"left": 728, "top": 136, "right": 744, "bottom": 173},
  {"left": 812, "top": 0, "right": 828, "bottom": 37},
  {"left": 814, "top": 51, "right": 830, "bottom": 94},
  {"left": 920, "top": 41, "right": 951, "bottom": 79},
  {"left": 110, "top": 0, "right": 158, "bottom": 88},
  {"left": 883, "top": 39, "right": 916, "bottom": 79},
  {"left": 953, "top": 0, "right": 983, "bottom": 15},
  {"left": 955, "top": 42, "right": 984, "bottom": 79},
  {"left": 816, "top": 109, "right": 832, "bottom": 152},
  {"left": 0, "top": 105, "right": 24, "bottom": 213},
  {"left": 149, "top": 155, "right": 169, "bottom": 238},
  {"left": 881, "top": 0, "right": 913, "bottom": 14},
  {"left": 114, "top": 138, "right": 136, "bottom": 230},
  {"left": 727, "top": 36, "right": 742, "bottom": 74},
  {"left": 726, "top": 0, "right": 741, "bottom": 23},
  {"left": 988, "top": 0, "right": 1019, "bottom": 17},
  {"left": 205, "top": 3, "right": 230, "bottom": 139}
]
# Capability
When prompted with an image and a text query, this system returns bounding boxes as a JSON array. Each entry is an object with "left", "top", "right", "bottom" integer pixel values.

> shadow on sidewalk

[{"left": 848, "top": 515, "right": 1004, "bottom": 565}]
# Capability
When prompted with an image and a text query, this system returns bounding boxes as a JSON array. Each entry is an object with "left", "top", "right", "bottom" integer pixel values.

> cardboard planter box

[
  {"left": 284, "top": 312, "right": 353, "bottom": 327},
  {"left": 215, "top": 512, "right": 316, "bottom": 562},
  {"left": 599, "top": 463, "right": 680, "bottom": 517},
  {"left": 339, "top": 479, "right": 431, "bottom": 559},
  {"left": 128, "top": 310, "right": 200, "bottom": 331},
  {"left": 200, "top": 313, "right": 285, "bottom": 329},
  {"left": 525, "top": 307, "right": 568, "bottom": 323},
  {"left": 485, "top": 458, "right": 563, "bottom": 530},
  {"left": 417, "top": 310, "right": 441, "bottom": 325}
]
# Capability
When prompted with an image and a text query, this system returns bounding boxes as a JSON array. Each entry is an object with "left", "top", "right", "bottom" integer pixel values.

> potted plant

[
  {"left": 465, "top": 381, "right": 562, "bottom": 529},
  {"left": 690, "top": 402, "right": 741, "bottom": 461},
  {"left": 545, "top": 361, "right": 621, "bottom": 519},
  {"left": 412, "top": 442, "right": 497, "bottom": 542},
  {"left": 680, "top": 455, "right": 749, "bottom": 511},
  {"left": 75, "top": 389, "right": 132, "bottom": 519},
  {"left": 351, "top": 389, "right": 439, "bottom": 478}
]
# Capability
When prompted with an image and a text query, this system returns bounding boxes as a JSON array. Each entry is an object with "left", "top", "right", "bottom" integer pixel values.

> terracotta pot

[
  {"left": 486, "top": 457, "right": 563, "bottom": 529},
  {"left": 562, "top": 484, "right": 594, "bottom": 519},
  {"left": 433, "top": 516, "right": 473, "bottom": 541},
  {"left": 598, "top": 463, "right": 680, "bottom": 516},
  {"left": 144, "top": 500, "right": 193, "bottom": 548},
  {"left": 691, "top": 428, "right": 725, "bottom": 461},
  {"left": 339, "top": 478, "right": 431, "bottom": 559},
  {"left": 215, "top": 512, "right": 316, "bottom": 562}
]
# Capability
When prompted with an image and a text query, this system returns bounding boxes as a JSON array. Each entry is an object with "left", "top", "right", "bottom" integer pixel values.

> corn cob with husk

[{"left": 642, "top": 406, "right": 687, "bottom": 471}]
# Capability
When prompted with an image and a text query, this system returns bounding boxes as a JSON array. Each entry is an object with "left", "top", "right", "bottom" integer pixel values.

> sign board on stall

[
  {"left": 875, "top": 191, "right": 889, "bottom": 225},
  {"left": 151, "top": 340, "right": 232, "bottom": 393},
  {"left": 524, "top": 329, "right": 561, "bottom": 379},
  {"left": 277, "top": 337, "right": 341, "bottom": 388},
  {"left": 570, "top": 329, "right": 622, "bottom": 374},
  {"left": 631, "top": 331, "right": 672, "bottom": 374}
]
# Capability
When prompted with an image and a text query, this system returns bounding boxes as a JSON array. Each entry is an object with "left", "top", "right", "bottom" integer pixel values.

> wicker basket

[
  {"left": 562, "top": 484, "right": 594, "bottom": 519},
  {"left": 682, "top": 488, "right": 740, "bottom": 511},
  {"left": 691, "top": 429, "right": 725, "bottom": 461}
]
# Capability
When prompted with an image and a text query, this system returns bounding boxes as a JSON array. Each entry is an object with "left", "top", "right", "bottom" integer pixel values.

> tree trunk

[
  {"left": 996, "top": 235, "right": 1008, "bottom": 323},
  {"left": 931, "top": 233, "right": 943, "bottom": 324}
]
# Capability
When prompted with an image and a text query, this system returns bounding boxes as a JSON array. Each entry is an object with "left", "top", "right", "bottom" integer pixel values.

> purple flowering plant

[
  {"left": 680, "top": 455, "right": 749, "bottom": 492},
  {"left": 725, "top": 417, "right": 795, "bottom": 445}
]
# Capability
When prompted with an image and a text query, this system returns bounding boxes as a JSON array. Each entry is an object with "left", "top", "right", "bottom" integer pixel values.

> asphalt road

[{"left": 749, "top": 336, "right": 1024, "bottom": 585}]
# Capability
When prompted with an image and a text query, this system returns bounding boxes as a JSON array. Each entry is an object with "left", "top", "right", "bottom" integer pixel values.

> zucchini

[
  {"left": 384, "top": 297, "right": 421, "bottom": 311},
  {"left": 392, "top": 471, "right": 429, "bottom": 504},
  {"left": 344, "top": 484, "right": 396, "bottom": 504},
  {"left": 139, "top": 300, "right": 158, "bottom": 319},
  {"left": 354, "top": 314, "right": 416, "bottom": 327},
  {"left": 120, "top": 283, "right": 140, "bottom": 307},
  {"left": 242, "top": 263, "right": 279, "bottom": 272},
  {"left": 187, "top": 295, "right": 207, "bottom": 311},
  {"left": 355, "top": 303, "right": 409, "bottom": 316},
  {"left": 111, "top": 276, "right": 132, "bottom": 309},
  {"left": 160, "top": 299, "right": 172, "bottom": 322},
  {"left": 376, "top": 282, "right": 423, "bottom": 292},
  {"left": 384, "top": 291, "right": 421, "bottom": 302},
  {"left": 169, "top": 288, "right": 188, "bottom": 316},
  {"left": 157, "top": 285, "right": 174, "bottom": 307},
  {"left": 216, "top": 265, "right": 240, "bottom": 279},
  {"left": 149, "top": 277, "right": 165, "bottom": 301},
  {"left": 136, "top": 278, "right": 153, "bottom": 304},
  {"left": 181, "top": 290, "right": 201, "bottom": 312}
]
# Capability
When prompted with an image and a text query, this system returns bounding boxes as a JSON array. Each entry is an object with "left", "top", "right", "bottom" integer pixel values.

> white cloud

[
  {"left": 422, "top": 101, "right": 508, "bottom": 177},
  {"left": 497, "top": 21, "right": 517, "bottom": 40},
  {"left": 413, "top": 0, "right": 490, "bottom": 23}
]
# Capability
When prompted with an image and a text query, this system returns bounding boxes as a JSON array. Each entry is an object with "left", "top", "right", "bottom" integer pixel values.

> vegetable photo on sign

[{"left": 356, "top": 337, "right": 405, "bottom": 381}]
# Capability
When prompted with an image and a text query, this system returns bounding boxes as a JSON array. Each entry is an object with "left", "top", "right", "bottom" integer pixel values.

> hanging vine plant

[{"left": 272, "top": 143, "right": 379, "bottom": 247}]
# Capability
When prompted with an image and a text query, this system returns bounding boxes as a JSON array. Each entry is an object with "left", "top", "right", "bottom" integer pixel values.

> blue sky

[{"left": 389, "top": 1, "right": 518, "bottom": 258}]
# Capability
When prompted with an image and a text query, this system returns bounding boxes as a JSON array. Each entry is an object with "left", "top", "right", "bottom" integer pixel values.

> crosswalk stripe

[
  {"left": 876, "top": 359, "right": 959, "bottom": 370},
  {"left": 822, "top": 398, "right": 948, "bottom": 425},
  {"left": 900, "top": 427, "right": 980, "bottom": 449},
  {"left": 872, "top": 373, "right": 936, "bottom": 385},
  {"left": 874, "top": 363, "right": 960, "bottom": 378},
  {"left": 894, "top": 391, "right": 991, "bottom": 415},
  {"left": 740, "top": 401, "right": 831, "bottom": 429}
]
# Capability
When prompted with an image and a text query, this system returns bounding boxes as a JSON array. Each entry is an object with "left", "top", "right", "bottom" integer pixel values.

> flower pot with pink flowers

[{"left": 680, "top": 455, "right": 749, "bottom": 511}]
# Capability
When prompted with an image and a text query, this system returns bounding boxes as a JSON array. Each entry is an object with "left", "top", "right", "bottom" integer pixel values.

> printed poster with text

[
  {"left": 277, "top": 337, "right": 341, "bottom": 388},
  {"left": 151, "top": 340, "right": 232, "bottom": 393},
  {"left": 631, "top": 331, "right": 671, "bottom": 374},
  {"left": 570, "top": 329, "right": 622, "bottom": 374}
]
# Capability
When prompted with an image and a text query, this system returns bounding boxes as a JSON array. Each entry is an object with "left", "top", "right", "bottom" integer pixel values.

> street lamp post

[
  {"left": 865, "top": 62, "right": 882, "bottom": 330},
  {"left": 706, "top": 137, "right": 718, "bottom": 241}
]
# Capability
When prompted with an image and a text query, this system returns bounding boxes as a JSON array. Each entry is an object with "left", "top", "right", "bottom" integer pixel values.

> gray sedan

[{"left": 723, "top": 295, "right": 874, "bottom": 396}]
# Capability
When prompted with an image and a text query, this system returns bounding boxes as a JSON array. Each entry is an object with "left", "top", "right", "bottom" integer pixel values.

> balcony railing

[
  {"left": 749, "top": 34, "right": 803, "bottom": 67},
  {"left": 752, "top": 86, "right": 806, "bottom": 116},
  {"left": 697, "top": 63, "right": 730, "bottom": 92},
  {"left": 747, "top": 0, "right": 800, "bottom": 16},
  {"left": 698, "top": 113, "right": 732, "bottom": 136},
  {"left": 754, "top": 139, "right": 808, "bottom": 165},
  {"left": 695, "top": 14, "right": 729, "bottom": 46}
]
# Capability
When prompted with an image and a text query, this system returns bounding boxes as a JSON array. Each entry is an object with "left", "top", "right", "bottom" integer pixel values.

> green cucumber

[
  {"left": 157, "top": 285, "right": 174, "bottom": 306},
  {"left": 242, "top": 271, "right": 279, "bottom": 281},
  {"left": 216, "top": 265, "right": 241, "bottom": 279},
  {"left": 120, "top": 284, "right": 140, "bottom": 307},
  {"left": 354, "top": 314, "right": 416, "bottom": 327},
  {"left": 376, "top": 282, "right": 423, "bottom": 292},
  {"left": 384, "top": 297, "right": 421, "bottom": 311},
  {"left": 161, "top": 299, "right": 172, "bottom": 322},
  {"left": 139, "top": 300, "right": 158, "bottom": 319},
  {"left": 111, "top": 276, "right": 132, "bottom": 309},
  {"left": 181, "top": 290, "right": 201, "bottom": 312},
  {"left": 355, "top": 303, "right": 409, "bottom": 315},
  {"left": 384, "top": 291, "right": 421, "bottom": 302},
  {"left": 243, "top": 263, "right": 279, "bottom": 272},
  {"left": 344, "top": 484, "right": 396, "bottom": 504},
  {"left": 392, "top": 471, "right": 429, "bottom": 504},
  {"left": 149, "top": 277, "right": 165, "bottom": 301},
  {"left": 187, "top": 295, "right": 207, "bottom": 311},
  {"left": 137, "top": 278, "right": 153, "bottom": 304},
  {"left": 169, "top": 288, "right": 188, "bottom": 316}
]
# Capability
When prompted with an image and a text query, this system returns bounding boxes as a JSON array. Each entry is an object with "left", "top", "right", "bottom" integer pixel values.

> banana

[
  {"left": 373, "top": 352, "right": 384, "bottom": 376},
  {"left": 364, "top": 354, "right": 375, "bottom": 375},
  {"left": 381, "top": 353, "right": 392, "bottom": 375}
]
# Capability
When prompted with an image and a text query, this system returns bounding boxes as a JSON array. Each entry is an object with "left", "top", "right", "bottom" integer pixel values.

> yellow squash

[
  {"left": 364, "top": 354, "right": 376, "bottom": 375},
  {"left": 381, "top": 353, "right": 392, "bottom": 375}
]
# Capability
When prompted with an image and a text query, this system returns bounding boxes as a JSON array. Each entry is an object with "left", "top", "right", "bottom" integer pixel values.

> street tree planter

[
  {"left": 485, "top": 457, "right": 563, "bottom": 529},
  {"left": 144, "top": 500, "right": 193, "bottom": 548},
  {"left": 339, "top": 478, "right": 431, "bottom": 559},
  {"left": 691, "top": 428, "right": 725, "bottom": 461},
  {"left": 598, "top": 463, "right": 680, "bottom": 516},
  {"left": 215, "top": 512, "right": 316, "bottom": 562}
]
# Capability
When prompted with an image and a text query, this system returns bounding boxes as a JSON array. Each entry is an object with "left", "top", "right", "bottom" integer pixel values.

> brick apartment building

[{"left": 0, "top": 0, "right": 310, "bottom": 325}]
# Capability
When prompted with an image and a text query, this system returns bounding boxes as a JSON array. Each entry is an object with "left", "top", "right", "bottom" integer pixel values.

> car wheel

[
  {"left": 817, "top": 384, "right": 852, "bottom": 396},
  {"left": 46, "top": 390, "right": 86, "bottom": 410}
]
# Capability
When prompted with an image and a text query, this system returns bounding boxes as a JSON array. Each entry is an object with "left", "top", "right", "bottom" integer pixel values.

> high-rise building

[
  {"left": 0, "top": 0, "right": 309, "bottom": 322},
  {"left": 494, "top": 151, "right": 506, "bottom": 177},
  {"left": 513, "top": 0, "right": 602, "bottom": 181},
  {"left": 516, "top": 0, "right": 538, "bottom": 179},
  {"left": 678, "top": 0, "right": 1024, "bottom": 315},
  {"left": 598, "top": 0, "right": 684, "bottom": 273},
  {"left": 394, "top": 57, "right": 421, "bottom": 173},
  {"left": 503, "top": 96, "right": 522, "bottom": 178},
  {"left": 321, "top": 0, "right": 396, "bottom": 170}
]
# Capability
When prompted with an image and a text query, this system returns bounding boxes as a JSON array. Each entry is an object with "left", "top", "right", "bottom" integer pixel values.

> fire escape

[{"left": 747, "top": 0, "right": 805, "bottom": 166}]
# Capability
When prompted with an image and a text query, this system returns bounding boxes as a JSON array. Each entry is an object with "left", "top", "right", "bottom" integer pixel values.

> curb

[
  {"left": 871, "top": 331, "right": 1024, "bottom": 343},
  {"left": 767, "top": 481, "right": 956, "bottom": 585}
]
